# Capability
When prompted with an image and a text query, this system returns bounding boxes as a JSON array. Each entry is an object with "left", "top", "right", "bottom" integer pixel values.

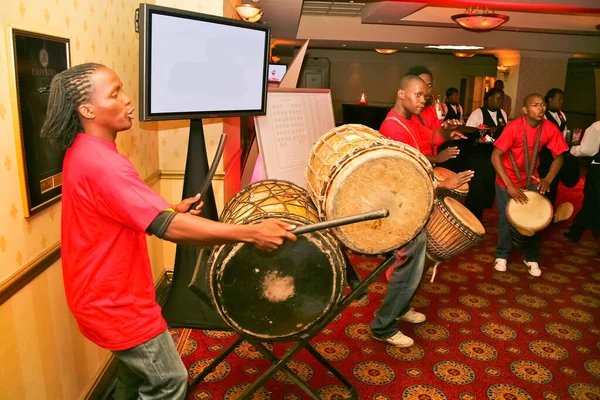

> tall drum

[
  {"left": 433, "top": 167, "right": 469, "bottom": 201},
  {"left": 208, "top": 180, "right": 346, "bottom": 342},
  {"left": 306, "top": 124, "right": 435, "bottom": 255},
  {"left": 426, "top": 197, "right": 486, "bottom": 262}
]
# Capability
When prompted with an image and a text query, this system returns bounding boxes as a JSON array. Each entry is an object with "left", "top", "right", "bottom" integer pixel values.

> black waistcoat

[
  {"left": 481, "top": 107, "right": 506, "bottom": 139},
  {"left": 444, "top": 102, "right": 461, "bottom": 121}
]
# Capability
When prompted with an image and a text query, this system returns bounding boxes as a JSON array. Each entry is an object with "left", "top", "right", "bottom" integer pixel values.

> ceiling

[{"left": 254, "top": 0, "right": 600, "bottom": 59}]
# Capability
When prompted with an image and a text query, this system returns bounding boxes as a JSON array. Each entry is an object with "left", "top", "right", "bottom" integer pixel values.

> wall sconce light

[
  {"left": 375, "top": 48, "right": 398, "bottom": 55},
  {"left": 271, "top": 55, "right": 281, "bottom": 63},
  {"left": 497, "top": 65, "right": 511, "bottom": 79},
  {"left": 236, "top": 4, "right": 263, "bottom": 22}
]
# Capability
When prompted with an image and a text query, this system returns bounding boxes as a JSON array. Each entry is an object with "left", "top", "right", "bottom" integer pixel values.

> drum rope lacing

[{"left": 508, "top": 117, "right": 544, "bottom": 188}]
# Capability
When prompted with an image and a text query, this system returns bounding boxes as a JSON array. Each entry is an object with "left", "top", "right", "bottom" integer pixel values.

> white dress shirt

[
  {"left": 466, "top": 108, "right": 508, "bottom": 128},
  {"left": 571, "top": 121, "right": 600, "bottom": 165},
  {"left": 545, "top": 110, "right": 567, "bottom": 128}
]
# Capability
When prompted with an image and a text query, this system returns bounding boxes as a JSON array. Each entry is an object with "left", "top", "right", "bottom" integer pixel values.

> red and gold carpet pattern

[{"left": 174, "top": 183, "right": 600, "bottom": 399}]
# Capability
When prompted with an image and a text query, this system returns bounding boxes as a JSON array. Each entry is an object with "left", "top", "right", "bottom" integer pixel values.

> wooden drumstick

[{"left": 291, "top": 209, "right": 389, "bottom": 236}]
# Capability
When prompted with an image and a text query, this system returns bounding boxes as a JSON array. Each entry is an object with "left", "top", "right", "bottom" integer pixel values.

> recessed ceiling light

[
  {"left": 342, "top": 44, "right": 346, "bottom": 47},
  {"left": 404, "top": 46, "right": 408, "bottom": 49},
  {"left": 375, "top": 48, "right": 398, "bottom": 54},
  {"left": 425, "top": 45, "right": 484, "bottom": 50}
]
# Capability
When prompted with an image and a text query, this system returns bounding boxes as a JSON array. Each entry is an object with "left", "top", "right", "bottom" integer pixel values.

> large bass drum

[
  {"left": 305, "top": 124, "right": 435, "bottom": 255},
  {"left": 208, "top": 180, "right": 346, "bottom": 342}
]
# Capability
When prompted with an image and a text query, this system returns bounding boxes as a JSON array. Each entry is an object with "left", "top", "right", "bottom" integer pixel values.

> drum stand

[{"left": 186, "top": 252, "right": 397, "bottom": 400}]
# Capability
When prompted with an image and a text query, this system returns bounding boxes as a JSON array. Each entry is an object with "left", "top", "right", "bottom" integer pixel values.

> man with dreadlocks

[{"left": 41, "top": 63, "right": 297, "bottom": 399}]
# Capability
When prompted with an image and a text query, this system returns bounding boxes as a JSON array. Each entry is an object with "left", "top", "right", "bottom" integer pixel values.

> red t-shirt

[
  {"left": 494, "top": 117, "right": 568, "bottom": 188},
  {"left": 61, "top": 133, "right": 171, "bottom": 350},
  {"left": 412, "top": 105, "right": 442, "bottom": 154},
  {"left": 380, "top": 109, "right": 444, "bottom": 156}
]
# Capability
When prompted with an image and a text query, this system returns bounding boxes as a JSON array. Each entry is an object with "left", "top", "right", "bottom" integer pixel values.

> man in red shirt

[
  {"left": 404, "top": 66, "right": 460, "bottom": 165},
  {"left": 491, "top": 93, "right": 568, "bottom": 277},
  {"left": 371, "top": 75, "right": 473, "bottom": 347},
  {"left": 41, "top": 63, "right": 297, "bottom": 399}
]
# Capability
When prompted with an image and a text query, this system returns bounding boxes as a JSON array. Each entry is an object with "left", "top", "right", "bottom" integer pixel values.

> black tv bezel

[{"left": 138, "top": 3, "right": 270, "bottom": 122}]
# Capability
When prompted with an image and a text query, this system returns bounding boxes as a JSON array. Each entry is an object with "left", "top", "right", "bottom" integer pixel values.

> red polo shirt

[
  {"left": 494, "top": 117, "right": 568, "bottom": 188},
  {"left": 61, "top": 133, "right": 170, "bottom": 350},
  {"left": 380, "top": 108, "right": 444, "bottom": 156}
]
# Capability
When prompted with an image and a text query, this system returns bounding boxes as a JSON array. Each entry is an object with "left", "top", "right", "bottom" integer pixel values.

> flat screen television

[
  {"left": 268, "top": 64, "right": 287, "bottom": 83},
  {"left": 138, "top": 3, "right": 270, "bottom": 121}
]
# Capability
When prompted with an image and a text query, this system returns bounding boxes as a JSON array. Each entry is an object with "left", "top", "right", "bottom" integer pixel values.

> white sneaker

[
  {"left": 373, "top": 331, "right": 414, "bottom": 347},
  {"left": 494, "top": 258, "right": 507, "bottom": 272},
  {"left": 396, "top": 307, "right": 426, "bottom": 324},
  {"left": 524, "top": 260, "right": 542, "bottom": 277}
]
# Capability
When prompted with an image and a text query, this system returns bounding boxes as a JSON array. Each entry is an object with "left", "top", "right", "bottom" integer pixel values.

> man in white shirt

[{"left": 564, "top": 120, "right": 600, "bottom": 243}]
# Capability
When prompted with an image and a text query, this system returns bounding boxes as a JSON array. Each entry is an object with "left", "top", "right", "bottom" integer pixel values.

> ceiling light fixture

[
  {"left": 235, "top": 4, "right": 263, "bottom": 22},
  {"left": 375, "top": 48, "right": 398, "bottom": 54},
  {"left": 453, "top": 52, "right": 476, "bottom": 58},
  {"left": 451, "top": 7, "right": 509, "bottom": 32},
  {"left": 425, "top": 45, "right": 484, "bottom": 50}
]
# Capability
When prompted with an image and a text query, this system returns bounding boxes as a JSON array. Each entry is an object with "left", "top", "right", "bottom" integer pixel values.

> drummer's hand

[
  {"left": 508, "top": 184, "right": 528, "bottom": 204},
  {"left": 173, "top": 193, "right": 204, "bottom": 215},
  {"left": 538, "top": 177, "right": 552, "bottom": 194},
  {"left": 439, "top": 170, "right": 474, "bottom": 190},
  {"left": 249, "top": 219, "right": 297, "bottom": 251},
  {"left": 436, "top": 147, "right": 459, "bottom": 163}
]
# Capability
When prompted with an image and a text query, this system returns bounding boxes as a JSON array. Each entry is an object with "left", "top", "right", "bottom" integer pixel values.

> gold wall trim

[
  {"left": 160, "top": 170, "right": 225, "bottom": 180},
  {"left": 145, "top": 169, "right": 162, "bottom": 186},
  {"left": 0, "top": 241, "right": 61, "bottom": 306},
  {"left": 82, "top": 270, "right": 170, "bottom": 400}
]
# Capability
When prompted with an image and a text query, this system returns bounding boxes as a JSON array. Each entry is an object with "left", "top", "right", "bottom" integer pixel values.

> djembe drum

[
  {"left": 433, "top": 167, "right": 469, "bottom": 201},
  {"left": 506, "top": 190, "right": 553, "bottom": 245},
  {"left": 426, "top": 197, "right": 486, "bottom": 262},
  {"left": 208, "top": 180, "right": 346, "bottom": 342},
  {"left": 305, "top": 124, "right": 435, "bottom": 255}
]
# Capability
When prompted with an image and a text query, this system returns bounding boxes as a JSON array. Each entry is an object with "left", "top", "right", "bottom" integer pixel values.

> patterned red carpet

[{"left": 174, "top": 180, "right": 600, "bottom": 400}]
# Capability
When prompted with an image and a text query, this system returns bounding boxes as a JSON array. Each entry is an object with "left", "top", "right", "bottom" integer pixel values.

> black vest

[
  {"left": 481, "top": 107, "right": 506, "bottom": 139},
  {"left": 545, "top": 110, "right": 567, "bottom": 132},
  {"left": 444, "top": 102, "right": 461, "bottom": 121}
]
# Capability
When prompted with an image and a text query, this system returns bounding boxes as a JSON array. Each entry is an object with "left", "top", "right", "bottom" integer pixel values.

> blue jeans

[
  {"left": 370, "top": 231, "right": 427, "bottom": 338},
  {"left": 495, "top": 183, "right": 541, "bottom": 262},
  {"left": 112, "top": 329, "right": 188, "bottom": 400}
]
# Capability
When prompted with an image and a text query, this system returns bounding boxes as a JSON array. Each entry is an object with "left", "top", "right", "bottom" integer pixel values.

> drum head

[
  {"left": 210, "top": 233, "right": 344, "bottom": 342},
  {"left": 434, "top": 167, "right": 469, "bottom": 194},
  {"left": 325, "top": 147, "right": 434, "bottom": 254},
  {"left": 443, "top": 197, "right": 486, "bottom": 236},
  {"left": 506, "top": 191, "right": 553, "bottom": 232}
]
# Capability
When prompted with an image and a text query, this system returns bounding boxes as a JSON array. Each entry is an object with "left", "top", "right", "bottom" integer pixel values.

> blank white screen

[{"left": 150, "top": 13, "right": 266, "bottom": 114}]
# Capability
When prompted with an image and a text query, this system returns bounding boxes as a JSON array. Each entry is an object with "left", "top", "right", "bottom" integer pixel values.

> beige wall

[
  {"left": 302, "top": 49, "right": 498, "bottom": 123},
  {"left": 513, "top": 52, "right": 570, "bottom": 121},
  {"left": 0, "top": 0, "right": 238, "bottom": 398}
]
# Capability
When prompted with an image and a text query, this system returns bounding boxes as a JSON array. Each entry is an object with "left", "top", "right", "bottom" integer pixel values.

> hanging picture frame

[{"left": 10, "top": 29, "right": 71, "bottom": 217}]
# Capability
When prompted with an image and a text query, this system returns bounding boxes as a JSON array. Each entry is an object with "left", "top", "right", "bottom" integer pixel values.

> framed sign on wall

[{"left": 10, "top": 29, "right": 70, "bottom": 217}]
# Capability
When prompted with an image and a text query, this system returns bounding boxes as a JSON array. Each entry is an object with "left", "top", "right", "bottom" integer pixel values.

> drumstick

[
  {"left": 190, "top": 133, "right": 228, "bottom": 211},
  {"left": 531, "top": 175, "right": 540, "bottom": 183},
  {"left": 291, "top": 209, "right": 389, "bottom": 235}
]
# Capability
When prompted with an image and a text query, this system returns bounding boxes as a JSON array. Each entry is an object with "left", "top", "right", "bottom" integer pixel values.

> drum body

[
  {"left": 426, "top": 197, "right": 486, "bottom": 262},
  {"left": 433, "top": 167, "right": 469, "bottom": 201},
  {"left": 306, "top": 124, "right": 435, "bottom": 255},
  {"left": 506, "top": 190, "right": 553, "bottom": 244},
  {"left": 209, "top": 180, "right": 346, "bottom": 342}
]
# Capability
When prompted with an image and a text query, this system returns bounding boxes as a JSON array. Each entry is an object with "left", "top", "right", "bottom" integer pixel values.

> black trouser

[
  {"left": 538, "top": 147, "right": 559, "bottom": 206},
  {"left": 464, "top": 144, "right": 495, "bottom": 220},
  {"left": 568, "top": 164, "right": 600, "bottom": 239}
]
